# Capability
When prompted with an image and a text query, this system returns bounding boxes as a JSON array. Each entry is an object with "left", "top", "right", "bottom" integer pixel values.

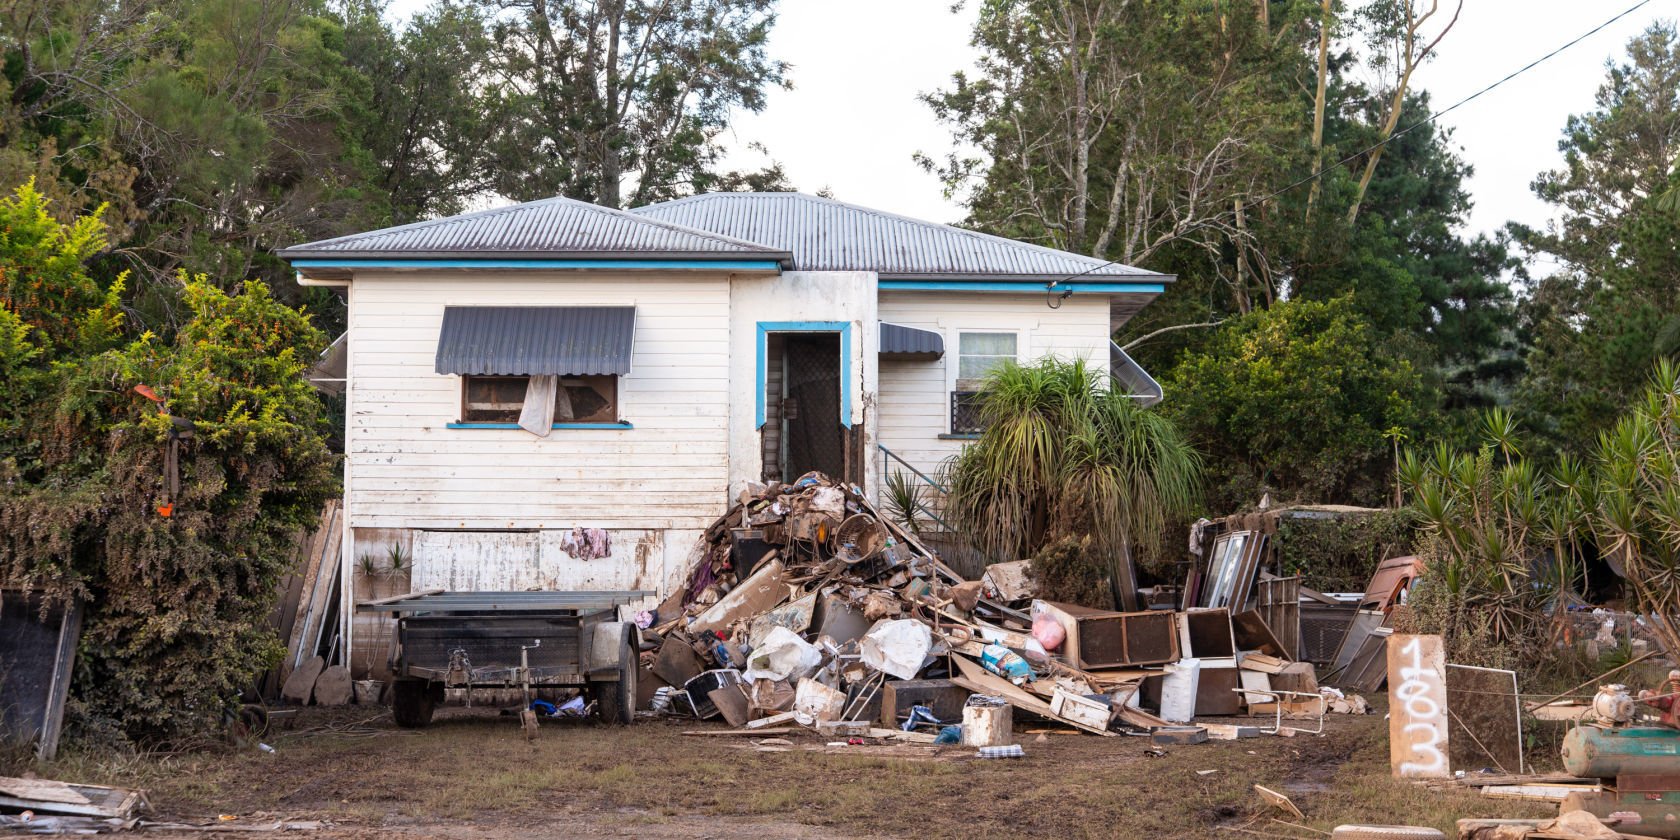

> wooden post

[{"left": 1387, "top": 633, "right": 1451, "bottom": 778}]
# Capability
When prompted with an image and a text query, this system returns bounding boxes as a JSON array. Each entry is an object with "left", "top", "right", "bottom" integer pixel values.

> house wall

[
  {"left": 874, "top": 291, "right": 1113, "bottom": 488},
  {"left": 727, "top": 271, "right": 879, "bottom": 501},
  {"left": 341, "top": 270, "right": 736, "bottom": 674}
]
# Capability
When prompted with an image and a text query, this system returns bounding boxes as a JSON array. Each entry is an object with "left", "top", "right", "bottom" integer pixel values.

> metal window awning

[
  {"left": 1110, "top": 340, "right": 1163, "bottom": 407},
  {"left": 435, "top": 306, "right": 636, "bottom": 376},
  {"left": 879, "top": 322, "right": 944, "bottom": 359},
  {"left": 306, "top": 332, "right": 347, "bottom": 395}
]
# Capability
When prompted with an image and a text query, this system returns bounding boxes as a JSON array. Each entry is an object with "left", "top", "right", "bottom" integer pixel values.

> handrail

[
  {"left": 877, "top": 443, "right": 960, "bottom": 533},
  {"left": 877, "top": 443, "right": 947, "bottom": 494}
]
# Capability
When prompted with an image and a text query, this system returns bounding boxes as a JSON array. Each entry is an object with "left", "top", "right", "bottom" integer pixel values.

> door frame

[{"left": 755, "top": 321, "right": 853, "bottom": 430}]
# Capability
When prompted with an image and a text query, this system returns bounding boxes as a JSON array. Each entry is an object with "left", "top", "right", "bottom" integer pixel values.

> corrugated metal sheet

[
  {"left": 1110, "top": 340, "right": 1163, "bottom": 407},
  {"left": 629, "top": 192, "right": 1169, "bottom": 280},
  {"left": 435, "top": 306, "right": 636, "bottom": 375},
  {"left": 278, "top": 196, "right": 790, "bottom": 261},
  {"left": 879, "top": 322, "right": 944, "bottom": 358}
]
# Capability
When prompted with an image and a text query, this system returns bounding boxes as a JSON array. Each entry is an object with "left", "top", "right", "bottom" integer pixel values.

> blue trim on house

[
  {"left": 445, "top": 422, "right": 635, "bottom": 430},
  {"left": 878, "top": 281, "right": 1166, "bottom": 294},
  {"left": 290, "top": 258, "right": 784, "bottom": 271},
  {"left": 938, "top": 433, "right": 982, "bottom": 441},
  {"left": 756, "top": 321, "right": 853, "bottom": 430}
]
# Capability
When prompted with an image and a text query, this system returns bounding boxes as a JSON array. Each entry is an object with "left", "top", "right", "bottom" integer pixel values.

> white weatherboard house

[{"left": 280, "top": 192, "right": 1171, "bottom": 674}]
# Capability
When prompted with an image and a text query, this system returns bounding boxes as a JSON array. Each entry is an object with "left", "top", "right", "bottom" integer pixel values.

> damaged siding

[
  {"left": 875, "top": 291, "right": 1112, "bottom": 483},
  {"left": 409, "top": 528, "right": 691, "bottom": 594},
  {"left": 345, "top": 272, "right": 733, "bottom": 531}
]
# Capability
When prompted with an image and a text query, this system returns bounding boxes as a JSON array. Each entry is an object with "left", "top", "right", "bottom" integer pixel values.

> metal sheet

[
  {"left": 1109, "top": 341, "right": 1163, "bottom": 407},
  {"left": 278, "top": 195, "right": 790, "bottom": 261},
  {"left": 631, "top": 192, "right": 1172, "bottom": 281},
  {"left": 435, "top": 306, "right": 635, "bottom": 376},
  {"left": 879, "top": 322, "right": 944, "bottom": 358},
  {"left": 364, "top": 591, "right": 652, "bottom": 614}
]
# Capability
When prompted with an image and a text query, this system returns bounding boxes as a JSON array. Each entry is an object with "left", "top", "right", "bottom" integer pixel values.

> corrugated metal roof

[
  {"left": 435, "top": 306, "right": 636, "bottom": 376},
  {"left": 279, "top": 196, "right": 790, "bottom": 261},
  {"left": 629, "top": 192, "right": 1170, "bottom": 281},
  {"left": 879, "top": 322, "right": 944, "bottom": 358}
]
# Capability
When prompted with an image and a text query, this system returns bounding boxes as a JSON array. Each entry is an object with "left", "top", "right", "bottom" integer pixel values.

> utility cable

[{"left": 1046, "top": 0, "right": 1656, "bottom": 291}]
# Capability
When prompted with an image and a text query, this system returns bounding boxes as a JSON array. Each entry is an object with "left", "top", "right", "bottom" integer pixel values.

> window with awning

[{"left": 436, "top": 306, "right": 635, "bottom": 432}]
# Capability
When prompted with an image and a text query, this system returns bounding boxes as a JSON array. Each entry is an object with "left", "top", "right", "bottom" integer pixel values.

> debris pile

[{"left": 636, "top": 473, "right": 1364, "bottom": 746}]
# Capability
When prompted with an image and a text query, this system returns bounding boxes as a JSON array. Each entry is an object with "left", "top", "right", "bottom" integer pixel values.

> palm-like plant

[
  {"left": 942, "top": 358, "right": 1202, "bottom": 607},
  {"left": 1403, "top": 410, "right": 1582, "bottom": 645},
  {"left": 1586, "top": 359, "right": 1680, "bottom": 657}
]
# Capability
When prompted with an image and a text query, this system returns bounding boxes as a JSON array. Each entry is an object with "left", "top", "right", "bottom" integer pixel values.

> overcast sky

[
  {"left": 726, "top": 0, "right": 1674, "bottom": 239},
  {"left": 386, "top": 1, "right": 1674, "bottom": 243}
]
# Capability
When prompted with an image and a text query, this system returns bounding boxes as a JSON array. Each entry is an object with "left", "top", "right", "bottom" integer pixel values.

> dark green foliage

[
  {"left": 481, "top": 0, "right": 790, "bottom": 209},
  {"left": 1162, "top": 296, "right": 1435, "bottom": 510},
  {"left": 1272, "top": 509, "right": 1416, "bottom": 592},
  {"left": 1514, "top": 23, "right": 1680, "bottom": 457},
  {"left": 0, "top": 186, "right": 338, "bottom": 741}
]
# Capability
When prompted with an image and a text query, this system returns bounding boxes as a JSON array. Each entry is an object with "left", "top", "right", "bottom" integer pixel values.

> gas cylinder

[{"left": 1561, "top": 724, "right": 1680, "bottom": 779}]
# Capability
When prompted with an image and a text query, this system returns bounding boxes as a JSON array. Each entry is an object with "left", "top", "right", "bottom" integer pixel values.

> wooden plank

[
  {"left": 0, "top": 777, "right": 146, "bottom": 819},
  {"left": 1387, "top": 633, "right": 1451, "bottom": 779},
  {"left": 1254, "top": 784, "right": 1304, "bottom": 820},
  {"left": 1479, "top": 783, "right": 1600, "bottom": 802},
  {"left": 682, "top": 727, "right": 794, "bottom": 736}
]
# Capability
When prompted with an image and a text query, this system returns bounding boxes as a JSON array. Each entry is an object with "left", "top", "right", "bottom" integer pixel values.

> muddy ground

[{"left": 29, "top": 701, "right": 1552, "bottom": 839}]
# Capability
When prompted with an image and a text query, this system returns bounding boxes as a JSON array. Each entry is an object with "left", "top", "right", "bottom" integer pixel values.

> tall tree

[
  {"left": 921, "top": 0, "right": 1309, "bottom": 290},
  {"left": 1514, "top": 22, "right": 1680, "bottom": 453},
  {"left": 341, "top": 0, "right": 508, "bottom": 224},
  {"left": 481, "top": 0, "right": 790, "bottom": 208},
  {"left": 1344, "top": 0, "right": 1461, "bottom": 224}
]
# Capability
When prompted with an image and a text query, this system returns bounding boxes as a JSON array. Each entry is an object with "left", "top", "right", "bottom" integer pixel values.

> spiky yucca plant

[
  {"left": 941, "top": 359, "right": 1202, "bottom": 605},
  {"left": 1587, "top": 359, "right": 1680, "bottom": 657}
]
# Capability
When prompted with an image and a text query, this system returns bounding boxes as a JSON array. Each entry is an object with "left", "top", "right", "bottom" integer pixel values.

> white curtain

[{"left": 518, "top": 374, "right": 558, "bottom": 437}]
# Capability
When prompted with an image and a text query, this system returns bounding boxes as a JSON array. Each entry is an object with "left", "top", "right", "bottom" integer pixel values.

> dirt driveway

[{"left": 53, "top": 705, "right": 1548, "bottom": 840}]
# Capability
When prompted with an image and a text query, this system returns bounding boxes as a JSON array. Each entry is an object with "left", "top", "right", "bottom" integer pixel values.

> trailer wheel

[
  {"left": 392, "top": 678, "right": 437, "bottom": 728},
  {"left": 592, "top": 625, "right": 636, "bottom": 726}
]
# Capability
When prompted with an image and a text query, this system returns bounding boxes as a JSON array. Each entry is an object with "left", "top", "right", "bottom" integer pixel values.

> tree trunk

[
  {"left": 1303, "top": 0, "right": 1331, "bottom": 226},
  {"left": 1346, "top": 0, "right": 1461, "bottom": 226},
  {"left": 598, "top": 1, "right": 625, "bottom": 209}
]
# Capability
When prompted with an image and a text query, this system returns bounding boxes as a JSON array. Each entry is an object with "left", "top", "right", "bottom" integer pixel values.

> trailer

[{"left": 358, "top": 590, "right": 650, "bottom": 728}]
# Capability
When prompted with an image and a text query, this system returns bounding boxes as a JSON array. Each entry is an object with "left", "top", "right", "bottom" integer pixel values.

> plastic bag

[
  {"left": 742, "top": 625, "right": 822, "bottom": 683},
  {"left": 860, "top": 619, "right": 933, "bottom": 680}
]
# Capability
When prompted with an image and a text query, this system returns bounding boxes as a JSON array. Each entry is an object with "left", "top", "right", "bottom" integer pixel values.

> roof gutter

[{"left": 277, "top": 248, "right": 793, "bottom": 265}]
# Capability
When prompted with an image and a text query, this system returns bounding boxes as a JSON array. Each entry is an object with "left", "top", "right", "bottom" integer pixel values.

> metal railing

[{"left": 877, "top": 443, "right": 956, "bottom": 533}]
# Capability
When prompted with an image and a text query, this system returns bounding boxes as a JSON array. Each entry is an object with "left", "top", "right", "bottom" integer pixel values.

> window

[
  {"left": 957, "top": 331, "right": 1018, "bottom": 388},
  {"left": 951, "top": 332, "right": 1016, "bottom": 434},
  {"left": 461, "top": 375, "right": 619, "bottom": 424}
]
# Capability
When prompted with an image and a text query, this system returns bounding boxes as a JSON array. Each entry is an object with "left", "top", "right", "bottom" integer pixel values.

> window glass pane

[
  {"left": 957, "top": 332, "right": 1016, "bottom": 382},
  {"left": 958, "top": 355, "right": 1006, "bottom": 380},
  {"left": 960, "top": 332, "right": 1016, "bottom": 357}
]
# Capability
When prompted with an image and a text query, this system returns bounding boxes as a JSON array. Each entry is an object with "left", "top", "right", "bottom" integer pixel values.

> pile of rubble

[{"left": 635, "top": 473, "right": 1362, "bottom": 748}]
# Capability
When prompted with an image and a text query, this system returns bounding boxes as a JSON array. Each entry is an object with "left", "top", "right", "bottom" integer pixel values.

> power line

[{"left": 1047, "top": 0, "right": 1656, "bottom": 290}]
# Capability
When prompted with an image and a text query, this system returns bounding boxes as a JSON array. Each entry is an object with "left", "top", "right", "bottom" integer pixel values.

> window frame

[
  {"left": 456, "top": 374, "right": 624, "bottom": 427},
  {"left": 948, "top": 329, "right": 1021, "bottom": 435}
]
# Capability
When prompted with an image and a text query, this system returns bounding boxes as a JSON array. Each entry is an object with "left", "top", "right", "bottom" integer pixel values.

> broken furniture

[{"left": 1033, "top": 601, "right": 1180, "bottom": 669}]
